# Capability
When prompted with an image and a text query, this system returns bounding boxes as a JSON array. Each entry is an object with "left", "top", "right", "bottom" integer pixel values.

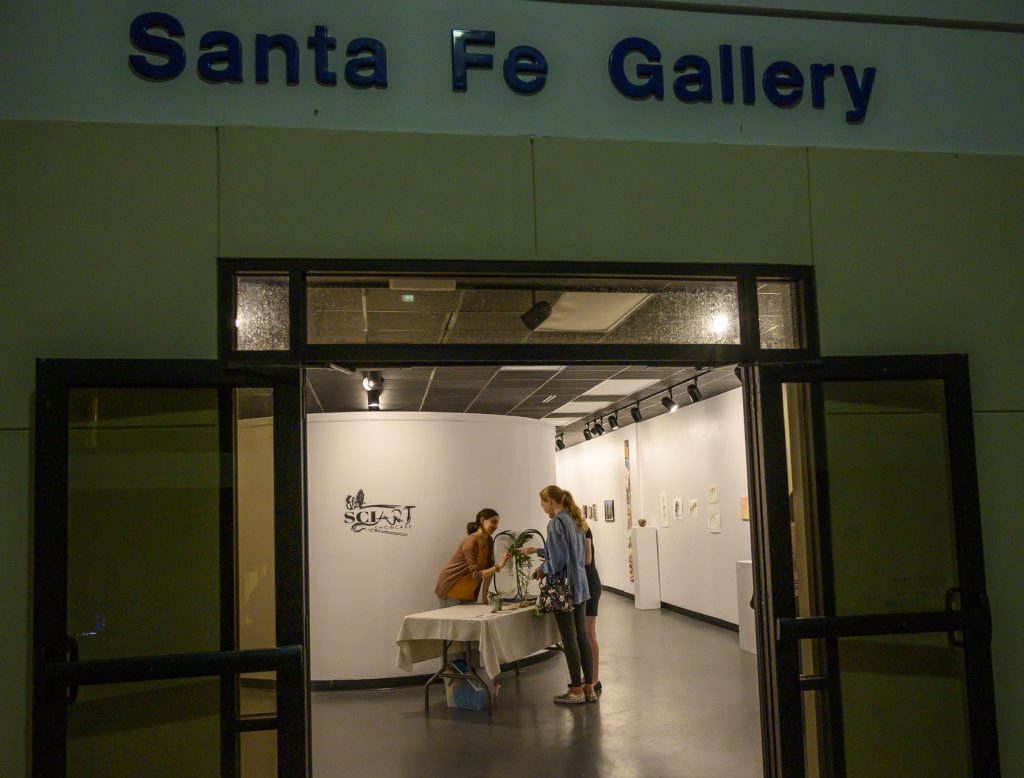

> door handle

[
  {"left": 945, "top": 587, "right": 965, "bottom": 648},
  {"left": 65, "top": 634, "right": 80, "bottom": 704}
]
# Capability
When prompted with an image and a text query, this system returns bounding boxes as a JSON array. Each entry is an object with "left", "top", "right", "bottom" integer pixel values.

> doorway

[
  {"left": 299, "top": 359, "right": 762, "bottom": 775},
  {"left": 227, "top": 260, "right": 804, "bottom": 774}
]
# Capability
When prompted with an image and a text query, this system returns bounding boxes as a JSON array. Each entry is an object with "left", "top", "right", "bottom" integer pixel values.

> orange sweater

[{"left": 434, "top": 534, "right": 492, "bottom": 600}]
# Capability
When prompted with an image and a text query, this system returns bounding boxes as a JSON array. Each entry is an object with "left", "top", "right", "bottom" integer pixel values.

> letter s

[{"left": 129, "top": 12, "right": 186, "bottom": 81}]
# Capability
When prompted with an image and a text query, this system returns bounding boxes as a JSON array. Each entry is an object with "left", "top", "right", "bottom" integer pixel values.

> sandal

[{"left": 583, "top": 683, "right": 598, "bottom": 703}]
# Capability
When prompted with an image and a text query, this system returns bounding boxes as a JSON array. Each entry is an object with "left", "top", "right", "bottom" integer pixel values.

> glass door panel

[
  {"left": 67, "top": 678, "right": 220, "bottom": 777},
  {"left": 34, "top": 361, "right": 307, "bottom": 778},
  {"left": 817, "top": 380, "right": 958, "bottom": 617},
  {"left": 236, "top": 388, "right": 278, "bottom": 719},
  {"left": 835, "top": 633, "right": 970, "bottom": 777},
  {"left": 241, "top": 731, "right": 278, "bottom": 778},
  {"left": 751, "top": 356, "right": 998, "bottom": 778},
  {"left": 68, "top": 388, "right": 221, "bottom": 662}
]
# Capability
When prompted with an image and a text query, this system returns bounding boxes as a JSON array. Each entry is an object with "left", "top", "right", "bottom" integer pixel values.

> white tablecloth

[{"left": 396, "top": 604, "right": 561, "bottom": 679}]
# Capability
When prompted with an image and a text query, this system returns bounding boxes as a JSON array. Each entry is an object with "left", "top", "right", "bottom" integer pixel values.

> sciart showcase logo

[{"left": 344, "top": 489, "right": 415, "bottom": 536}]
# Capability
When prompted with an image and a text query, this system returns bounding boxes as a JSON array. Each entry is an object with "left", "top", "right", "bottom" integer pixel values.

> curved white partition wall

[{"left": 307, "top": 412, "right": 556, "bottom": 682}]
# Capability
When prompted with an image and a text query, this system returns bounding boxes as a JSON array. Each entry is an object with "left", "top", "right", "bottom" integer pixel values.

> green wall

[
  {"left": 0, "top": 121, "right": 219, "bottom": 776},
  {"left": 1, "top": 120, "right": 1020, "bottom": 776}
]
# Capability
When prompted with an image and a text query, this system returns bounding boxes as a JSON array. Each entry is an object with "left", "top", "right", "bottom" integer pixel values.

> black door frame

[
  {"left": 744, "top": 354, "right": 1000, "bottom": 777},
  {"left": 218, "top": 258, "right": 824, "bottom": 774},
  {"left": 32, "top": 359, "right": 310, "bottom": 777},
  {"left": 217, "top": 258, "right": 820, "bottom": 370}
]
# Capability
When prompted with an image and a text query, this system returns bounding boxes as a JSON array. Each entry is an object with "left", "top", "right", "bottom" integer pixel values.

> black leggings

[{"left": 554, "top": 601, "right": 593, "bottom": 688}]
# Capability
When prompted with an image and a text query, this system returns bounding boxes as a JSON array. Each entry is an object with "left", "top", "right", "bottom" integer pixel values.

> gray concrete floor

[{"left": 311, "top": 592, "right": 762, "bottom": 777}]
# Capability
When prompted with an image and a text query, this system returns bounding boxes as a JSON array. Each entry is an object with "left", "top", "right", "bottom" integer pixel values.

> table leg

[{"left": 423, "top": 639, "right": 452, "bottom": 712}]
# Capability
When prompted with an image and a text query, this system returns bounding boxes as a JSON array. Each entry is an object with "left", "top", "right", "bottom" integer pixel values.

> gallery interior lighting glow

[{"left": 711, "top": 313, "right": 729, "bottom": 336}]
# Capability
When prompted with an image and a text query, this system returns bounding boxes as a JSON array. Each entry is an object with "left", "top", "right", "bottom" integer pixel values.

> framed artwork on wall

[
  {"left": 688, "top": 499, "right": 699, "bottom": 519},
  {"left": 604, "top": 499, "right": 615, "bottom": 522},
  {"left": 708, "top": 505, "right": 722, "bottom": 533}
]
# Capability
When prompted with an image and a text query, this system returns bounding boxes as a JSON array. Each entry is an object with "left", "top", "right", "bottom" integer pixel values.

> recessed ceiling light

[
  {"left": 553, "top": 401, "right": 608, "bottom": 415},
  {"left": 583, "top": 379, "right": 657, "bottom": 396}
]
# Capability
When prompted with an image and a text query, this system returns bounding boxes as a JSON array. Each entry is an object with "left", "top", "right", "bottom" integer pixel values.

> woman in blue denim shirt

[{"left": 520, "top": 484, "right": 595, "bottom": 704}]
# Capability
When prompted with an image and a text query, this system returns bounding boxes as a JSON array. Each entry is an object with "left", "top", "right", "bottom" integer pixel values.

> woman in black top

[{"left": 584, "top": 527, "right": 602, "bottom": 694}]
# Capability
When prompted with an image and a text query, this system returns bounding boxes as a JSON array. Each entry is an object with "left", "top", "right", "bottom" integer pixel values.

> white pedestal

[
  {"left": 736, "top": 560, "right": 756, "bottom": 654},
  {"left": 631, "top": 527, "right": 661, "bottom": 610}
]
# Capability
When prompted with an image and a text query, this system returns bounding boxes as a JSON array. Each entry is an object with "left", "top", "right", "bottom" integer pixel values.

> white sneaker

[{"left": 553, "top": 690, "right": 586, "bottom": 704}]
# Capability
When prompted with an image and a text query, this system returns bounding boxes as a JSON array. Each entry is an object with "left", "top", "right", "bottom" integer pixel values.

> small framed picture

[{"left": 604, "top": 499, "right": 615, "bottom": 522}]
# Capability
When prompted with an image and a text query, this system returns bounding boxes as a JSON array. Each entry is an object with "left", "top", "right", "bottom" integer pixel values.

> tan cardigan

[{"left": 434, "top": 534, "right": 493, "bottom": 600}]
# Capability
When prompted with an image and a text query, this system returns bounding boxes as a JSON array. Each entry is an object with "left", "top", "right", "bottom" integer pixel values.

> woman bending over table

[{"left": 434, "top": 508, "right": 509, "bottom": 607}]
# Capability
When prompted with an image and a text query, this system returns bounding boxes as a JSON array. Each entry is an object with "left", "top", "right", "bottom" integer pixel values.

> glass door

[
  {"left": 32, "top": 360, "right": 308, "bottom": 777},
  {"left": 746, "top": 355, "right": 999, "bottom": 777}
]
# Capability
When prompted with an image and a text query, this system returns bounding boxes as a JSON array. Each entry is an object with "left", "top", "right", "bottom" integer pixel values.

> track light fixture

[
  {"left": 630, "top": 405, "right": 643, "bottom": 423},
  {"left": 734, "top": 366, "right": 742, "bottom": 383},
  {"left": 362, "top": 371, "right": 384, "bottom": 391},
  {"left": 520, "top": 290, "right": 552, "bottom": 331},
  {"left": 582, "top": 426, "right": 593, "bottom": 441},
  {"left": 592, "top": 419, "right": 605, "bottom": 435},
  {"left": 687, "top": 379, "right": 703, "bottom": 404},
  {"left": 362, "top": 370, "right": 384, "bottom": 410},
  {"left": 555, "top": 435, "right": 565, "bottom": 451},
  {"left": 607, "top": 412, "right": 619, "bottom": 431},
  {"left": 662, "top": 388, "right": 679, "bottom": 413}
]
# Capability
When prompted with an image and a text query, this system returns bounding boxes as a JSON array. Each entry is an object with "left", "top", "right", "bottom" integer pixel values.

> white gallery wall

[
  {"left": 556, "top": 388, "right": 751, "bottom": 625},
  {"left": 306, "top": 412, "right": 555, "bottom": 681}
]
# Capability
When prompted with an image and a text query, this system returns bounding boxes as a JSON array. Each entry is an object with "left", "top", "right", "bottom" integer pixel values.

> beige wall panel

[
  {"left": 808, "top": 149, "right": 1024, "bottom": 412},
  {"left": 974, "top": 412, "right": 1024, "bottom": 774},
  {"left": 533, "top": 138, "right": 812, "bottom": 265},
  {"left": 810, "top": 149, "right": 1023, "bottom": 769},
  {"left": 218, "top": 128, "right": 535, "bottom": 260},
  {"left": 0, "top": 121, "right": 219, "bottom": 431},
  {"left": 0, "top": 431, "right": 30, "bottom": 778}
]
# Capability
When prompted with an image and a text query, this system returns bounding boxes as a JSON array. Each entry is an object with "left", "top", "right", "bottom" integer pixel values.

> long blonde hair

[{"left": 539, "top": 485, "right": 588, "bottom": 533}]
